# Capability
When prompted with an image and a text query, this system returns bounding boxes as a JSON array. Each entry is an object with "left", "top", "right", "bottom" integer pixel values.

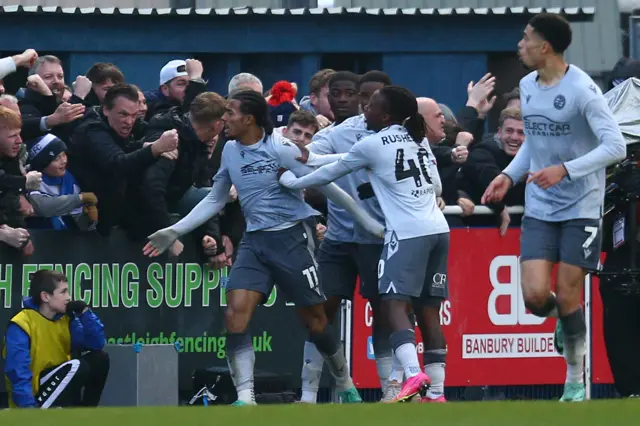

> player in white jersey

[
  {"left": 279, "top": 86, "right": 450, "bottom": 402},
  {"left": 482, "top": 13, "right": 626, "bottom": 402}
]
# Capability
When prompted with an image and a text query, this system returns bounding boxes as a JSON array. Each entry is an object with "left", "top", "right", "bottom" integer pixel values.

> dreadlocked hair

[
  {"left": 231, "top": 90, "right": 274, "bottom": 135},
  {"left": 378, "top": 86, "right": 425, "bottom": 145}
]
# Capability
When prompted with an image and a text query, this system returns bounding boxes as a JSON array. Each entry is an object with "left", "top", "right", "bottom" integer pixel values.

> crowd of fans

[{"left": 0, "top": 48, "right": 524, "bottom": 264}]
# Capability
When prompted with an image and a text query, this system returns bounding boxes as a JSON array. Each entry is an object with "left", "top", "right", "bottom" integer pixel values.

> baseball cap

[{"left": 159, "top": 60, "right": 188, "bottom": 86}]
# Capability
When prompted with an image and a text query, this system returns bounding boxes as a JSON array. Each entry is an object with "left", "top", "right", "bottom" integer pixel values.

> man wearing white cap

[{"left": 144, "top": 59, "right": 207, "bottom": 121}]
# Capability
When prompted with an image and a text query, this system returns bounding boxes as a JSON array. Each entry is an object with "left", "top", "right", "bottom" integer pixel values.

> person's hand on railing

[
  {"left": 457, "top": 197, "right": 475, "bottom": 216},
  {"left": 499, "top": 209, "right": 511, "bottom": 237}
]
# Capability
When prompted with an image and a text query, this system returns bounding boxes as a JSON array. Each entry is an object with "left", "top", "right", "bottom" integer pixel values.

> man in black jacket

[
  {"left": 458, "top": 107, "right": 526, "bottom": 235},
  {"left": 144, "top": 59, "right": 207, "bottom": 121},
  {"left": 20, "top": 56, "right": 91, "bottom": 142},
  {"left": 67, "top": 84, "right": 178, "bottom": 237},
  {"left": 125, "top": 92, "right": 227, "bottom": 258}
]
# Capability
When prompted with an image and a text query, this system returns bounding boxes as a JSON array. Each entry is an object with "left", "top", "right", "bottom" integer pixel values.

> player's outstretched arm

[
  {"left": 564, "top": 96, "right": 626, "bottom": 179},
  {"left": 143, "top": 177, "right": 231, "bottom": 257},
  {"left": 306, "top": 152, "right": 347, "bottom": 167},
  {"left": 281, "top": 161, "right": 353, "bottom": 189},
  {"left": 276, "top": 140, "right": 384, "bottom": 238},
  {"left": 502, "top": 141, "right": 531, "bottom": 184}
]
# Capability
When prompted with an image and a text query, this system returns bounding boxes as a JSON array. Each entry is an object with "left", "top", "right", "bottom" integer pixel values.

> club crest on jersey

[
  {"left": 553, "top": 95, "right": 566, "bottom": 110},
  {"left": 356, "top": 133, "right": 364, "bottom": 141},
  {"left": 526, "top": 94, "right": 532, "bottom": 104}
]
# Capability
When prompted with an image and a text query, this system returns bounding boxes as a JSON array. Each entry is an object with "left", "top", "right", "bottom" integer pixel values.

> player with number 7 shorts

[
  {"left": 278, "top": 86, "right": 450, "bottom": 403},
  {"left": 482, "top": 13, "right": 625, "bottom": 403}
]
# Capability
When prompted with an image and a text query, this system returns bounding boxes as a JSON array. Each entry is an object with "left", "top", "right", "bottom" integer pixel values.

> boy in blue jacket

[{"left": 2, "top": 270, "right": 110, "bottom": 408}]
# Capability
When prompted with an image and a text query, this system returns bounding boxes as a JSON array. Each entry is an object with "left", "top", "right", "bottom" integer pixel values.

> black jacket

[
  {"left": 145, "top": 79, "right": 207, "bottom": 122},
  {"left": 67, "top": 111, "right": 157, "bottom": 235},
  {"left": 0, "top": 155, "right": 27, "bottom": 229},
  {"left": 456, "top": 105, "right": 486, "bottom": 147},
  {"left": 123, "top": 107, "right": 221, "bottom": 247},
  {"left": 459, "top": 134, "right": 526, "bottom": 214},
  {"left": 19, "top": 88, "right": 85, "bottom": 143}
]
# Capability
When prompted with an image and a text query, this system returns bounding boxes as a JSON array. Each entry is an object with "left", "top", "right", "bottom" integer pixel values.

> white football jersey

[{"left": 284, "top": 124, "right": 449, "bottom": 241}]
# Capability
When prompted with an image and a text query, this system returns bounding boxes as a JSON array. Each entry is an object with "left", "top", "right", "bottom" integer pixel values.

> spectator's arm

[
  {"left": 67, "top": 95, "right": 85, "bottom": 106},
  {"left": 0, "top": 56, "right": 17, "bottom": 80},
  {"left": 0, "top": 170, "right": 26, "bottom": 192},
  {"left": 201, "top": 214, "right": 222, "bottom": 255},
  {"left": 456, "top": 106, "right": 485, "bottom": 147},
  {"left": 183, "top": 79, "right": 207, "bottom": 111},
  {"left": 431, "top": 145, "right": 455, "bottom": 167},
  {"left": 139, "top": 157, "right": 176, "bottom": 232},
  {"left": 27, "top": 193, "right": 83, "bottom": 217},
  {"left": 4, "top": 324, "right": 37, "bottom": 408},
  {"left": 20, "top": 116, "right": 46, "bottom": 141},
  {"left": 83, "top": 128, "right": 156, "bottom": 176}
]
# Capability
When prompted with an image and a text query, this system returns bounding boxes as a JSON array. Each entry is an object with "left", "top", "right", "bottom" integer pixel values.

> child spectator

[{"left": 26, "top": 134, "right": 98, "bottom": 230}]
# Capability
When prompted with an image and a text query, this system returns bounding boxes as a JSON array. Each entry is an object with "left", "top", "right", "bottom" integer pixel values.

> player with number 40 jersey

[{"left": 279, "top": 86, "right": 450, "bottom": 403}]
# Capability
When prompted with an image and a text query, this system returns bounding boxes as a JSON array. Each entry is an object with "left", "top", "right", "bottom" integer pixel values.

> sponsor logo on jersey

[{"left": 523, "top": 115, "right": 571, "bottom": 137}]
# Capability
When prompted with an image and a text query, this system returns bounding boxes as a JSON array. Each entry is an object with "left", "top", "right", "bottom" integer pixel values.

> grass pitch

[{"left": 1, "top": 400, "right": 639, "bottom": 426}]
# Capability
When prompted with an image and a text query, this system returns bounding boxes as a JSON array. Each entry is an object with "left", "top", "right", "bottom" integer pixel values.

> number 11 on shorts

[{"left": 303, "top": 266, "right": 321, "bottom": 296}]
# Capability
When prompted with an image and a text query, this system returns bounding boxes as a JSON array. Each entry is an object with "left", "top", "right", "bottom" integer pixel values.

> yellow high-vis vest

[{"left": 2, "top": 309, "right": 71, "bottom": 408}]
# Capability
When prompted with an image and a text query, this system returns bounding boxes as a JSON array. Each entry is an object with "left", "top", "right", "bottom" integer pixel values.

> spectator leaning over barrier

[
  {"left": 0, "top": 50, "right": 81, "bottom": 145},
  {"left": 459, "top": 107, "right": 526, "bottom": 236},
  {"left": 417, "top": 97, "right": 466, "bottom": 210},
  {"left": 20, "top": 55, "right": 89, "bottom": 142},
  {"left": 299, "top": 69, "right": 334, "bottom": 128},
  {"left": 227, "top": 72, "right": 263, "bottom": 97},
  {"left": 0, "top": 106, "right": 41, "bottom": 256},
  {"left": 67, "top": 84, "right": 178, "bottom": 236},
  {"left": 2, "top": 270, "right": 110, "bottom": 409},
  {"left": 84, "top": 62, "right": 125, "bottom": 107},
  {"left": 25, "top": 134, "right": 99, "bottom": 231},
  {"left": 125, "top": 92, "right": 228, "bottom": 260},
  {"left": 145, "top": 59, "right": 207, "bottom": 120}
]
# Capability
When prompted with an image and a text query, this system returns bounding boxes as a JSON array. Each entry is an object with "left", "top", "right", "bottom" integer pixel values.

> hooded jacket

[{"left": 2, "top": 297, "right": 105, "bottom": 408}]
